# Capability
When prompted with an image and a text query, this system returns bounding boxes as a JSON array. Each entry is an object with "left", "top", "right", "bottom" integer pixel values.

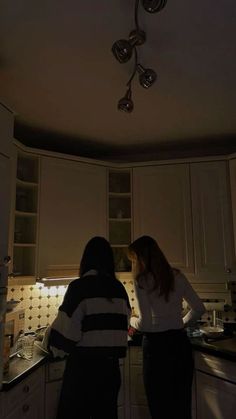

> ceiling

[{"left": 1, "top": 1, "right": 236, "bottom": 162}]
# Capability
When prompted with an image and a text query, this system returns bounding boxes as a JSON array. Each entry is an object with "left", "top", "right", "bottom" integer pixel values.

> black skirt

[{"left": 142, "top": 329, "right": 194, "bottom": 419}]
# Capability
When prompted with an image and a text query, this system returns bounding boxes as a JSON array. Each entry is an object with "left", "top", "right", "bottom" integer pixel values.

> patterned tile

[{"left": 7, "top": 279, "right": 236, "bottom": 332}]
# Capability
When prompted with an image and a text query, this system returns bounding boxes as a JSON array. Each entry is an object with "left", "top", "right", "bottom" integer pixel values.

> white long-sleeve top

[{"left": 130, "top": 271, "right": 205, "bottom": 332}]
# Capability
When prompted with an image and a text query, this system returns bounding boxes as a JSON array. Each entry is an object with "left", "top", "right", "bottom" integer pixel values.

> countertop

[
  {"left": 1, "top": 344, "right": 48, "bottom": 391},
  {"left": 129, "top": 333, "right": 236, "bottom": 362},
  {"left": 2, "top": 334, "right": 236, "bottom": 391},
  {"left": 190, "top": 335, "right": 236, "bottom": 362}
]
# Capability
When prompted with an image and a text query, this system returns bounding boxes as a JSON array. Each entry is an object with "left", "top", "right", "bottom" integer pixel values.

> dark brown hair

[
  {"left": 128, "top": 235, "right": 175, "bottom": 302},
  {"left": 80, "top": 236, "right": 115, "bottom": 278}
]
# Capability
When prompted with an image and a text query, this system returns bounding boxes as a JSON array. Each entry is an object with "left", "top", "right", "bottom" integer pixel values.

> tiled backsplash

[{"left": 7, "top": 280, "right": 236, "bottom": 332}]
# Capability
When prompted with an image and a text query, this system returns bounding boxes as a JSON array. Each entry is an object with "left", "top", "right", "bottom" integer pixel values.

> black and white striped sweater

[{"left": 47, "top": 271, "right": 131, "bottom": 359}]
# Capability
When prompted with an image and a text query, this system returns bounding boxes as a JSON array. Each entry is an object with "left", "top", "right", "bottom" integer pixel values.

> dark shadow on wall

[{"left": 14, "top": 121, "right": 236, "bottom": 163}]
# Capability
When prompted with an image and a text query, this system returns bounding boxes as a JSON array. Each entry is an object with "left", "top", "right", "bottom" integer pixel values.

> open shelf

[
  {"left": 12, "top": 151, "right": 39, "bottom": 281},
  {"left": 108, "top": 170, "right": 132, "bottom": 272}
]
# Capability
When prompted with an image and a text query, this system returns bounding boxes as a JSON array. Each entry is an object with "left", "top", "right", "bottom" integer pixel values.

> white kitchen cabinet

[
  {"left": 0, "top": 366, "right": 45, "bottom": 419},
  {"left": 133, "top": 164, "right": 194, "bottom": 274},
  {"left": 0, "top": 104, "right": 13, "bottom": 286},
  {"left": 8, "top": 148, "right": 40, "bottom": 284},
  {"left": 229, "top": 158, "right": 236, "bottom": 265},
  {"left": 195, "top": 352, "right": 236, "bottom": 419},
  {"left": 38, "top": 156, "right": 107, "bottom": 278},
  {"left": 108, "top": 169, "right": 132, "bottom": 273},
  {"left": 0, "top": 104, "right": 13, "bottom": 158},
  {"left": 118, "top": 359, "right": 128, "bottom": 419},
  {"left": 129, "top": 347, "right": 151, "bottom": 419},
  {"left": 0, "top": 155, "right": 11, "bottom": 287},
  {"left": 44, "top": 360, "right": 65, "bottom": 419},
  {"left": 191, "top": 161, "right": 236, "bottom": 281},
  {"left": 196, "top": 371, "right": 236, "bottom": 419},
  {"left": 44, "top": 359, "right": 125, "bottom": 419}
]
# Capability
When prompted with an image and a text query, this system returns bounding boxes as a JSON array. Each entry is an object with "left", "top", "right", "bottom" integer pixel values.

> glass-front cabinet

[
  {"left": 108, "top": 170, "right": 132, "bottom": 272},
  {"left": 9, "top": 150, "right": 40, "bottom": 283}
]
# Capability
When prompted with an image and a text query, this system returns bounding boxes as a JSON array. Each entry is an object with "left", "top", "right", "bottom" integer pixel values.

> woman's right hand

[{"left": 128, "top": 326, "right": 137, "bottom": 337}]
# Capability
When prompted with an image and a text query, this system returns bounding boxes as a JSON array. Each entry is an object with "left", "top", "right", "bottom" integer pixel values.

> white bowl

[{"left": 200, "top": 325, "right": 224, "bottom": 338}]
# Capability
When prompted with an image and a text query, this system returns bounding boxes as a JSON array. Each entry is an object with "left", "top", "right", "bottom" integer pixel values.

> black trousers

[
  {"left": 57, "top": 353, "right": 121, "bottom": 419},
  {"left": 142, "top": 329, "right": 194, "bottom": 419}
]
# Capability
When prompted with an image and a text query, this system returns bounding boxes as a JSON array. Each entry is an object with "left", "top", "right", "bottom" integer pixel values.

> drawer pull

[
  {"left": 22, "top": 404, "right": 29, "bottom": 413},
  {"left": 23, "top": 385, "right": 30, "bottom": 393}
]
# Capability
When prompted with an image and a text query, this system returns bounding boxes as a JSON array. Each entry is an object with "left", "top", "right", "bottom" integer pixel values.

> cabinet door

[
  {"left": 4, "top": 389, "right": 44, "bottom": 419},
  {"left": 130, "top": 406, "right": 151, "bottom": 419},
  {"left": 230, "top": 158, "right": 236, "bottom": 266},
  {"left": 0, "top": 154, "right": 11, "bottom": 287},
  {"left": 118, "top": 406, "right": 125, "bottom": 419},
  {"left": 2, "top": 367, "right": 44, "bottom": 419},
  {"left": 191, "top": 161, "right": 235, "bottom": 281},
  {"left": 133, "top": 164, "right": 194, "bottom": 273},
  {"left": 196, "top": 371, "right": 236, "bottom": 419},
  {"left": 0, "top": 104, "right": 13, "bottom": 158},
  {"left": 130, "top": 365, "right": 149, "bottom": 406},
  {"left": 130, "top": 364, "right": 151, "bottom": 419},
  {"left": 38, "top": 157, "right": 107, "bottom": 278},
  {"left": 130, "top": 348, "right": 151, "bottom": 418}
]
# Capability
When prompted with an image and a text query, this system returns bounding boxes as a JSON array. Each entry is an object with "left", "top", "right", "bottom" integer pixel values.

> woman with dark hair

[
  {"left": 128, "top": 235, "right": 205, "bottom": 419},
  {"left": 46, "top": 236, "right": 131, "bottom": 419}
]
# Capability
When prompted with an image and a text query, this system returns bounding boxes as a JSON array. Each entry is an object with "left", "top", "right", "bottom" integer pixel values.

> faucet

[{"left": 212, "top": 310, "right": 217, "bottom": 327}]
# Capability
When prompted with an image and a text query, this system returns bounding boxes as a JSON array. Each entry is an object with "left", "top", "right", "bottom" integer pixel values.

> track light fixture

[
  {"left": 112, "top": 0, "right": 168, "bottom": 112},
  {"left": 111, "top": 29, "right": 146, "bottom": 63},
  {"left": 137, "top": 64, "right": 157, "bottom": 88},
  {"left": 141, "top": 0, "right": 167, "bottom": 14},
  {"left": 118, "top": 87, "right": 134, "bottom": 113}
]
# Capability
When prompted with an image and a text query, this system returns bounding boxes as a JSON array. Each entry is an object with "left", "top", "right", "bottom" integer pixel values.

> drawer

[
  {"left": 130, "top": 347, "right": 143, "bottom": 365},
  {"left": 2, "top": 367, "right": 44, "bottom": 417}
]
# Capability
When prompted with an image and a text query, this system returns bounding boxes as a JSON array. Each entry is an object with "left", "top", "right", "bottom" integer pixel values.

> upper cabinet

[
  {"left": 133, "top": 160, "right": 236, "bottom": 282},
  {"left": 133, "top": 164, "right": 194, "bottom": 274},
  {"left": 108, "top": 169, "right": 132, "bottom": 273},
  {"left": 0, "top": 155, "right": 11, "bottom": 287},
  {"left": 38, "top": 157, "right": 107, "bottom": 279},
  {"left": 229, "top": 158, "right": 236, "bottom": 266},
  {"left": 9, "top": 148, "right": 40, "bottom": 284},
  {"left": 0, "top": 104, "right": 13, "bottom": 287},
  {"left": 190, "top": 161, "right": 236, "bottom": 281},
  {"left": 0, "top": 104, "right": 13, "bottom": 158}
]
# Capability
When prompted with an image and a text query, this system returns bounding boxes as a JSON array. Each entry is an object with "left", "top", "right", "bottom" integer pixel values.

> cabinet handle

[
  {"left": 23, "top": 384, "right": 30, "bottom": 393},
  {"left": 226, "top": 268, "right": 232, "bottom": 273},
  {"left": 22, "top": 404, "right": 29, "bottom": 413}
]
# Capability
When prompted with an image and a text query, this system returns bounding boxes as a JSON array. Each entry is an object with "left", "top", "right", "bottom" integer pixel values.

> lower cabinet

[
  {"left": 44, "top": 359, "right": 126, "bottom": 419},
  {"left": 194, "top": 351, "right": 236, "bottom": 419},
  {"left": 44, "top": 360, "right": 66, "bottom": 419},
  {"left": 196, "top": 371, "right": 236, "bottom": 419},
  {"left": 0, "top": 367, "right": 45, "bottom": 419},
  {"left": 129, "top": 348, "right": 151, "bottom": 419}
]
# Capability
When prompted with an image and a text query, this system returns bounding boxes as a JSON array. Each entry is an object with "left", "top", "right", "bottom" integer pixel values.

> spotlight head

[
  {"left": 142, "top": 0, "right": 167, "bottom": 14},
  {"left": 111, "top": 39, "right": 133, "bottom": 63},
  {"left": 118, "top": 88, "right": 134, "bottom": 113},
  {"left": 129, "top": 29, "right": 146, "bottom": 46},
  {"left": 137, "top": 64, "right": 157, "bottom": 88}
]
